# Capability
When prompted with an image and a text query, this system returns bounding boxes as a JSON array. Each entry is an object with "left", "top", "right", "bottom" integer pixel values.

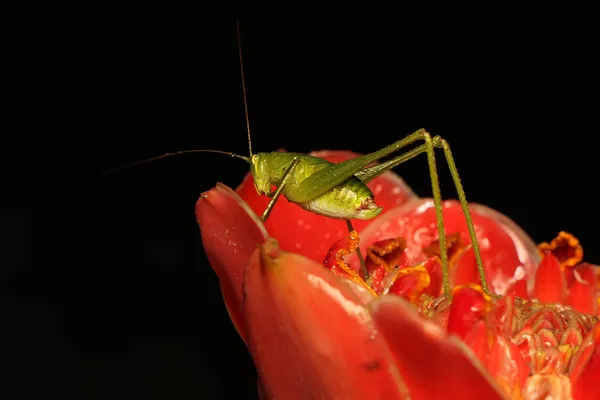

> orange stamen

[
  {"left": 423, "top": 232, "right": 469, "bottom": 271},
  {"left": 387, "top": 264, "right": 431, "bottom": 303},
  {"left": 538, "top": 231, "right": 583, "bottom": 270},
  {"left": 323, "top": 230, "right": 378, "bottom": 297},
  {"left": 452, "top": 283, "right": 493, "bottom": 306},
  {"left": 366, "top": 237, "right": 407, "bottom": 273}
]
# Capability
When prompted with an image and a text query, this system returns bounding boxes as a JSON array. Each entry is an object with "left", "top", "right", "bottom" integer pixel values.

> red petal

[
  {"left": 351, "top": 199, "right": 540, "bottom": 295},
  {"left": 566, "top": 270, "right": 598, "bottom": 315},
  {"left": 447, "top": 285, "right": 491, "bottom": 341},
  {"left": 572, "top": 263, "right": 598, "bottom": 287},
  {"left": 236, "top": 150, "right": 416, "bottom": 263},
  {"left": 533, "top": 252, "right": 567, "bottom": 304},
  {"left": 513, "top": 326, "right": 541, "bottom": 366},
  {"left": 504, "top": 278, "right": 528, "bottom": 299},
  {"left": 487, "top": 336, "right": 529, "bottom": 392},
  {"left": 244, "top": 240, "right": 407, "bottom": 400},
  {"left": 387, "top": 264, "right": 431, "bottom": 302},
  {"left": 463, "top": 320, "right": 490, "bottom": 365},
  {"left": 570, "top": 325, "right": 600, "bottom": 400},
  {"left": 422, "top": 256, "right": 443, "bottom": 297},
  {"left": 487, "top": 295, "right": 516, "bottom": 337},
  {"left": 195, "top": 183, "right": 268, "bottom": 340},
  {"left": 369, "top": 295, "right": 507, "bottom": 400}
]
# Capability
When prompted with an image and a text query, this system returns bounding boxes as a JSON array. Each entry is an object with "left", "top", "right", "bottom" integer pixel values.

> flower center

[{"left": 322, "top": 230, "right": 599, "bottom": 399}]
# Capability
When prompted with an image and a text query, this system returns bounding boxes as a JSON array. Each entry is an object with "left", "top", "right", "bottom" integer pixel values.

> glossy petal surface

[
  {"left": 370, "top": 295, "right": 506, "bottom": 400},
  {"left": 533, "top": 253, "right": 567, "bottom": 304},
  {"left": 196, "top": 183, "right": 268, "bottom": 339},
  {"left": 571, "top": 325, "right": 600, "bottom": 400},
  {"left": 244, "top": 241, "right": 407, "bottom": 400},
  {"left": 351, "top": 198, "right": 540, "bottom": 295},
  {"left": 236, "top": 150, "right": 416, "bottom": 262}
]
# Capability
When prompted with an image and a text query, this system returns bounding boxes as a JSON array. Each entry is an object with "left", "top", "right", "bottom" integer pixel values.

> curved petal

[
  {"left": 566, "top": 263, "right": 598, "bottom": 315},
  {"left": 351, "top": 199, "right": 540, "bottom": 295},
  {"left": 533, "top": 253, "right": 567, "bottom": 304},
  {"left": 369, "top": 295, "right": 507, "bottom": 400},
  {"left": 236, "top": 150, "right": 416, "bottom": 262},
  {"left": 570, "top": 325, "right": 600, "bottom": 400},
  {"left": 243, "top": 240, "right": 407, "bottom": 400},
  {"left": 195, "top": 183, "right": 268, "bottom": 340}
]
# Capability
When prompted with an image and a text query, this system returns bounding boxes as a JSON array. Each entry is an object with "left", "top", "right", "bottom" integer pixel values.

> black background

[{"left": 2, "top": 1, "right": 597, "bottom": 399}]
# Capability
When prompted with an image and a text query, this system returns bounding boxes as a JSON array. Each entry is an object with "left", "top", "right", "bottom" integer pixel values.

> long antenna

[
  {"left": 236, "top": 19, "right": 253, "bottom": 157},
  {"left": 100, "top": 22, "right": 254, "bottom": 178},
  {"left": 100, "top": 150, "right": 250, "bottom": 176}
]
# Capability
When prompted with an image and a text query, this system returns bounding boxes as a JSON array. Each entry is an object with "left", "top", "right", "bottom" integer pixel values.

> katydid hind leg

[
  {"left": 421, "top": 133, "right": 452, "bottom": 298},
  {"left": 350, "top": 133, "right": 488, "bottom": 297},
  {"left": 355, "top": 143, "right": 429, "bottom": 183},
  {"left": 285, "top": 129, "right": 430, "bottom": 203},
  {"left": 342, "top": 134, "right": 449, "bottom": 297},
  {"left": 434, "top": 137, "right": 489, "bottom": 296}
]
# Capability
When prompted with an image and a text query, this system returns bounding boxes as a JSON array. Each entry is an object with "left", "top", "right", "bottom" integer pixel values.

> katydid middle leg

[{"left": 346, "top": 219, "right": 368, "bottom": 279}]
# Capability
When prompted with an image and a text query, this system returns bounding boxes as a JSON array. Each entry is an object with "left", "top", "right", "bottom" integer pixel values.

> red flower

[{"left": 196, "top": 151, "right": 600, "bottom": 399}]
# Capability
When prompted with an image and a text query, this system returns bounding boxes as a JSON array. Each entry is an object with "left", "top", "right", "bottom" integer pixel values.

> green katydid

[{"left": 103, "top": 22, "right": 490, "bottom": 299}]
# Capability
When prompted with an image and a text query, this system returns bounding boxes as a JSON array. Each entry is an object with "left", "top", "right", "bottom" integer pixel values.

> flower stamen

[
  {"left": 323, "top": 230, "right": 378, "bottom": 297},
  {"left": 366, "top": 237, "right": 407, "bottom": 273},
  {"left": 423, "top": 232, "right": 470, "bottom": 272},
  {"left": 386, "top": 264, "right": 431, "bottom": 303},
  {"left": 538, "top": 231, "right": 583, "bottom": 270}
]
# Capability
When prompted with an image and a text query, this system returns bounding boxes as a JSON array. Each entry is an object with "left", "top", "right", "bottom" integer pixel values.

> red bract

[
  {"left": 196, "top": 183, "right": 268, "bottom": 340},
  {"left": 197, "top": 151, "right": 600, "bottom": 399},
  {"left": 236, "top": 150, "right": 416, "bottom": 262},
  {"left": 197, "top": 184, "right": 505, "bottom": 398}
]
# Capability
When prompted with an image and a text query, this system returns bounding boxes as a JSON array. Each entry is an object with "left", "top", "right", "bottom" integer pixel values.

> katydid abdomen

[{"left": 251, "top": 151, "right": 383, "bottom": 220}]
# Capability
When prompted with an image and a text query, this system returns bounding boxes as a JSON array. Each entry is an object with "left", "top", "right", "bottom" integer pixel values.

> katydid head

[{"left": 250, "top": 153, "right": 271, "bottom": 196}]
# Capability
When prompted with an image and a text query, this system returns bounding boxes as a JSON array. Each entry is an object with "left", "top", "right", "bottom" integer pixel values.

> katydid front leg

[{"left": 261, "top": 157, "right": 300, "bottom": 222}]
